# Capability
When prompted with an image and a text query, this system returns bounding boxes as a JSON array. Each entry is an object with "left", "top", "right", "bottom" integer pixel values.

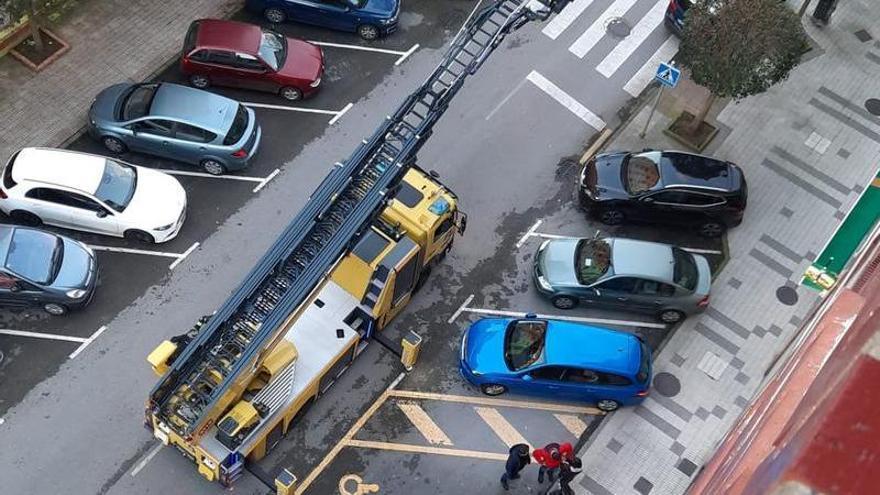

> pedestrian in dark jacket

[
  {"left": 551, "top": 456, "right": 583, "bottom": 495},
  {"left": 500, "top": 443, "right": 531, "bottom": 490},
  {"left": 533, "top": 442, "right": 562, "bottom": 483}
]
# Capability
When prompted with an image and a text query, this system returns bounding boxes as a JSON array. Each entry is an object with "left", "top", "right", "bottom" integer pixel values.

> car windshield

[
  {"left": 223, "top": 104, "right": 249, "bottom": 145},
  {"left": 623, "top": 152, "right": 661, "bottom": 194},
  {"left": 5, "top": 229, "right": 61, "bottom": 284},
  {"left": 504, "top": 320, "right": 547, "bottom": 371},
  {"left": 94, "top": 159, "right": 137, "bottom": 212},
  {"left": 575, "top": 239, "right": 611, "bottom": 285},
  {"left": 672, "top": 247, "right": 698, "bottom": 291},
  {"left": 258, "top": 30, "right": 286, "bottom": 71},
  {"left": 121, "top": 84, "right": 158, "bottom": 120}
]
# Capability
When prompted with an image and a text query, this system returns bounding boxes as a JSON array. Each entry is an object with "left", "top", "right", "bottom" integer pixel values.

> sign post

[{"left": 640, "top": 61, "right": 681, "bottom": 139}]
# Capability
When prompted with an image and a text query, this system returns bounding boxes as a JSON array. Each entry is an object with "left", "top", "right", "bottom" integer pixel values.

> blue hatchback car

[
  {"left": 460, "top": 315, "right": 652, "bottom": 411},
  {"left": 246, "top": 0, "right": 400, "bottom": 40}
]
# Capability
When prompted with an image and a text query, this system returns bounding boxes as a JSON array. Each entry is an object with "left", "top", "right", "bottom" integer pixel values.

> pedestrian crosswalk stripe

[
  {"left": 396, "top": 401, "right": 454, "bottom": 446},
  {"left": 623, "top": 35, "right": 679, "bottom": 97},
  {"left": 542, "top": 0, "right": 596, "bottom": 40},
  {"left": 526, "top": 71, "right": 606, "bottom": 130},
  {"left": 553, "top": 413, "right": 589, "bottom": 437},
  {"left": 596, "top": 0, "right": 669, "bottom": 77},
  {"left": 346, "top": 439, "right": 508, "bottom": 461},
  {"left": 475, "top": 407, "right": 533, "bottom": 450},
  {"left": 569, "top": 0, "right": 640, "bottom": 59}
]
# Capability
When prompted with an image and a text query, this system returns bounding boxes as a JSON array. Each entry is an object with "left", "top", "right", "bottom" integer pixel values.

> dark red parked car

[{"left": 181, "top": 19, "right": 323, "bottom": 101}]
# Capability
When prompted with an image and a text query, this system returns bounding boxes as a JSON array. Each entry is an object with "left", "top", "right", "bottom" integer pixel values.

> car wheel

[
  {"left": 264, "top": 7, "right": 287, "bottom": 23},
  {"left": 552, "top": 295, "right": 577, "bottom": 310},
  {"left": 102, "top": 136, "right": 127, "bottom": 154},
  {"left": 599, "top": 208, "right": 625, "bottom": 225},
  {"left": 124, "top": 229, "right": 155, "bottom": 244},
  {"left": 201, "top": 159, "right": 227, "bottom": 176},
  {"left": 480, "top": 384, "right": 507, "bottom": 396},
  {"left": 43, "top": 303, "right": 68, "bottom": 316},
  {"left": 280, "top": 86, "right": 303, "bottom": 102},
  {"left": 357, "top": 24, "right": 380, "bottom": 40},
  {"left": 698, "top": 221, "right": 724, "bottom": 238},
  {"left": 658, "top": 309, "right": 685, "bottom": 324},
  {"left": 596, "top": 399, "right": 620, "bottom": 412},
  {"left": 9, "top": 210, "right": 42, "bottom": 227},
  {"left": 189, "top": 74, "right": 210, "bottom": 89}
]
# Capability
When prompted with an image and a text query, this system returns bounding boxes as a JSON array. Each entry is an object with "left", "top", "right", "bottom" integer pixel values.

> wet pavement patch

[
  {"left": 605, "top": 17, "right": 631, "bottom": 39},
  {"left": 653, "top": 372, "right": 681, "bottom": 397},
  {"left": 776, "top": 286, "right": 799, "bottom": 306}
]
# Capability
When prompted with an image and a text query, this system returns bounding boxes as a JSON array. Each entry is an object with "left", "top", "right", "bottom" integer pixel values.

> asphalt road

[{"left": 0, "top": 2, "right": 726, "bottom": 494}]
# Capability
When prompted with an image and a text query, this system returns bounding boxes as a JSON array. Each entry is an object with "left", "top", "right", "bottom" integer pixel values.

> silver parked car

[
  {"left": 533, "top": 237, "right": 712, "bottom": 323},
  {"left": 87, "top": 82, "right": 261, "bottom": 175}
]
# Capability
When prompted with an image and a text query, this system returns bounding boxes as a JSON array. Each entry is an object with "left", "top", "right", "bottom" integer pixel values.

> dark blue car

[
  {"left": 246, "top": 0, "right": 400, "bottom": 40},
  {"left": 460, "top": 315, "right": 651, "bottom": 411}
]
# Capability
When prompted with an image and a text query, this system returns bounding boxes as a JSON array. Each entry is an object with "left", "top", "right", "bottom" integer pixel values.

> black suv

[{"left": 578, "top": 150, "right": 747, "bottom": 237}]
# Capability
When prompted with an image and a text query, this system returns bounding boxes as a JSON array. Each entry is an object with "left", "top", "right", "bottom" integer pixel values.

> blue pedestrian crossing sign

[{"left": 655, "top": 62, "right": 680, "bottom": 88}]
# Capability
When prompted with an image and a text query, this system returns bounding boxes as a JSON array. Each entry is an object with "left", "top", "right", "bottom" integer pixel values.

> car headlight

[
  {"left": 67, "top": 289, "right": 87, "bottom": 299},
  {"left": 380, "top": 16, "right": 396, "bottom": 24},
  {"left": 536, "top": 275, "right": 553, "bottom": 291},
  {"left": 154, "top": 222, "right": 175, "bottom": 231},
  {"left": 310, "top": 77, "right": 321, "bottom": 88}
]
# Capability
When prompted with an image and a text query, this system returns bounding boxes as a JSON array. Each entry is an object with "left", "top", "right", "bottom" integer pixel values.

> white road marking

[
  {"left": 526, "top": 71, "right": 605, "bottom": 130},
  {"left": 308, "top": 40, "right": 407, "bottom": 56},
  {"left": 461, "top": 307, "right": 667, "bottom": 329},
  {"left": 569, "top": 0, "right": 640, "bottom": 59},
  {"left": 516, "top": 219, "right": 544, "bottom": 248},
  {"left": 87, "top": 245, "right": 182, "bottom": 258},
  {"left": 542, "top": 0, "right": 596, "bottom": 40},
  {"left": 554, "top": 413, "right": 589, "bottom": 437},
  {"left": 160, "top": 169, "right": 265, "bottom": 183},
  {"left": 253, "top": 168, "right": 281, "bottom": 193},
  {"left": 69, "top": 325, "right": 108, "bottom": 359},
  {"left": 395, "top": 43, "right": 420, "bottom": 66},
  {"left": 475, "top": 407, "right": 532, "bottom": 449},
  {"left": 448, "top": 294, "right": 475, "bottom": 324},
  {"left": 130, "top": 443, "right": 163, "bottom": 477},
  {"left": 681, "top": 247, "right": 723, "bottom": 255},
  {"left": 397, "top": 402, "right": 454, "bottom": 446},
  {"left": 329, "top": 102, "right": 354, "bottom": 126},
  {"left": 0, "top": 328, "right": 87, "bottom": 343},
  {"left": 242, "top": 102, "right": 340, "bottom": 115},
  {"left": 532, "top": 232, "right": 579, "bottom": 240},
  {"left": 596, "top": 0, "right": 669, "bottom": 77},
  {"left": 486, "top": 78, "right": 528, "bottom": 121},
  {"left": 169, "top": 242, "right": 200, "bottom": 270},
  {"left": 623, "top": 34, "right": 679, "bottom": 97}
]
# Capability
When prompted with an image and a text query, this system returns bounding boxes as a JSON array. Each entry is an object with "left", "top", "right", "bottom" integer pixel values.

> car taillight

[
  {"left": 231, "top": 149, "right": 248, "bottom": 158},
  {"left": 636, "top": 389, "right": 649, "bottom": 397},
  {"left": 668, "top": 0, "right": 676, "bottom": 10},
  {"left": 0, "top": 189, "right": 6, "bottom": 199},
  {"left": 698, "top": 295, "right": 710, "bottom": 308}
]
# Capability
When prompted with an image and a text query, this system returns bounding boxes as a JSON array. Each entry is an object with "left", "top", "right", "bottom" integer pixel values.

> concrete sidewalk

[
  {"left": 0, "top": 0, "right": 239, "bottom": 161},
  {"left": 572, "top": 1, "right": 880, "bottom": 494}
]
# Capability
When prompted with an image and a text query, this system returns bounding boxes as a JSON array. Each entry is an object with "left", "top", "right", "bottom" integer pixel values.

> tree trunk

[
  {"left": 686, "top": 93, "right": 716, "bottom": 135},
  {"left": 28, "top": 0, "right": 44, "bottom": 53}
]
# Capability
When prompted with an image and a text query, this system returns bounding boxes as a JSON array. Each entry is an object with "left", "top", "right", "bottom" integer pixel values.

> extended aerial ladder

[{"left": 146, "top": 0, "right": 570, "bottom": 485}]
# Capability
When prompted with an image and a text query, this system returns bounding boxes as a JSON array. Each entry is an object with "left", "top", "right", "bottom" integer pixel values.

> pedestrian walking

[
  {"left": 500, "top": 443, "right": 531, "bottom": 491},
  {"left": 533, "top": 442, "right": 562, "bottom": 483},
  {"left": 551, "top": 456, "right": 583, "bottom": 495}
]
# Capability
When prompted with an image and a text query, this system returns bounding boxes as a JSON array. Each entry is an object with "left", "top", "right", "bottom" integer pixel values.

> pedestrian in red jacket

[{"left": 533, "top": 442, "right": 562, "bottom": 483}]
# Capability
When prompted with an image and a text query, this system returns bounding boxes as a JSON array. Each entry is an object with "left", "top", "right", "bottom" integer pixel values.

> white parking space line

[
  {"left": 242, "top": 102, "right": 340, "bottom": 115},
  {"left": 623, "top": 34, "right": 679, "bottom": 97},
  {"left": 462, "top": 306, "right": 667, "bottom": 329},
  {"left": 308, "top": 40, "right": 411, "bottom": 56},
  {"left": 542, "top": 0, "right": 596, "bottom": 40},
  {"left": 328, "top": 102, "right": 354, "bottom": 126},
  {"left": 681, "top": 247, "right": 723, "bottom": 255},
  {"left": 0, "top": 328, "right": 87, "bottom": 343},
  {"left": 253, "top": 168, "right": 281, "bottom": 193},
  {"left": 526, "top": 71, "right": 605, "bottom": 130},
  {"left": 395, "top": 43, "right": 420, "bottom": 66},
  {"left": 69, "top": 325, "right": 108, "bottom": 359},
  {"left": 486, "top": 78, "right": 528, "bottom": 121},
  {"left": 516, "top": 219, "right": 544, "bottom": 248},
  {"left": 475, "top": 407, "right": 532, "bottom": 449},
  {"left": 569, "top": 0, "right": 640, "bottom": 59},
  {"left": 169, "top": 242, "right": 200, "bottom": 270},
  {"left": 397, "top": 402, "right": 454, "bottom": 446},
  {"left": 87, "top": 245, "right": 182, "bottom": 258},
  {"left": 596, "top": 0, "right": 669, "bottom": 77},
  {"left": 160, "top": 169, "right": 265, "bottom": 183},
  {"left": 448, "top": 294, "right": 475, "bottom": 323},
  {"left": 130, "top": 443, "right": 163, "bottom": 477},
  {"left": 554, "top": 413, "right": 589, "bottom": 437}
]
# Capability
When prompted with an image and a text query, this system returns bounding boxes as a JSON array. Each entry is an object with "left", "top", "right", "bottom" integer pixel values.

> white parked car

[{"left": 0, "top": 147, "right": 187, "bottom": 244}]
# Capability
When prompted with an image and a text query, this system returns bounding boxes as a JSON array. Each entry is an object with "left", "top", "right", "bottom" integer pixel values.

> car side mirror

[
  {"left": 522, "top": 374, "right": 533, "bottom": 381},
  {"left": 96, "top": 210, "right": 108, "bottom": 218}
]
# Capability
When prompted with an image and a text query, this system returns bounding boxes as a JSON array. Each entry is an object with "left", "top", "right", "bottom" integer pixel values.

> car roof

[
  {"left": 148, "top": 83, "right": 237, "bottom": 134},
  {"left": 658, "top": 151, "right": 734, "bottom": 191},
  {"left": 609, "top": 237, "right": 674, "bottom": 282},
  {"left": 10, "top": 148, "right": 104, "bottom": 193},
  {"left": 193, "top": 19, "right": 261, "bottom": 54},
  {"left": 543, "top": 320, "right": 640, "bottom": 374}
]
